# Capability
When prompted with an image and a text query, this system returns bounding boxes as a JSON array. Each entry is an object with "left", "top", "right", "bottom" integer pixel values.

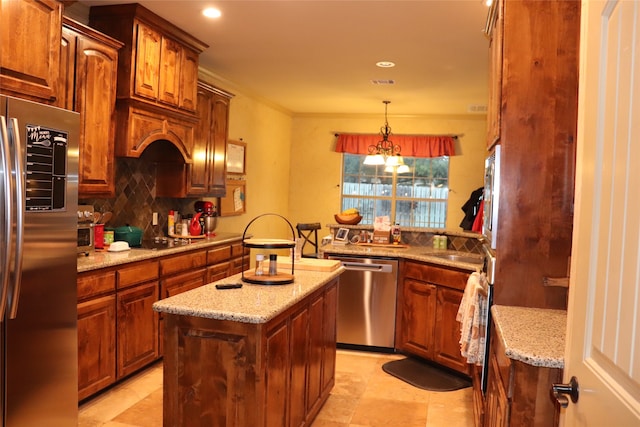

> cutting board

[{"left": 277, "top": 257, "right": 341, "bottom": 272}]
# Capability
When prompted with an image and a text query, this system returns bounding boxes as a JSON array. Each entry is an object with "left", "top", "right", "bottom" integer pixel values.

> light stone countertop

[
  {"left": 153, "top": 267, "right": 345, "bottom": 324},
  {"left": 321, "top": 243, "right": 483, "bottom": 271},
  {"left": 77, "top": 232, "right": 244, "bottom": 273},
  {"left": 491, "top": 305, "right": 567, "bottom": 369}
]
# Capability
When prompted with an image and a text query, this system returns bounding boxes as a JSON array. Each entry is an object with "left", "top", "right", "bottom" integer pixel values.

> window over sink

[{"left": 340, "top": 154, "right": 449, "bottom": 228}]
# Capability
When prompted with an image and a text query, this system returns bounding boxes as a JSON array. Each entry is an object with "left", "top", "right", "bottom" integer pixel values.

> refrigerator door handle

[
  {"left": 0, "top": 115, "right": 13, "bottom": 319},
  {"left": 7, "top": 117, "right": 25, "bottom": 319}
]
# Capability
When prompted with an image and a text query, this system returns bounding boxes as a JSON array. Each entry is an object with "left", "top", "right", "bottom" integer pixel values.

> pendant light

[{"left": 364, "top": 101, "right": 402, "bottom": 167}]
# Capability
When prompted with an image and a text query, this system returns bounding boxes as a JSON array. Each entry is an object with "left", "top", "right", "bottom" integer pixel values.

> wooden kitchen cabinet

[
  {"left": 116, "top": 260, "right": 160, "bottom": 379},
  {"left": 484, "top": 323, "right": 562, "bottom": 427},
  {"left": 88, "top": 4, "right": 206, "bottom": 114},
  {"left": 60, "top": 18, "right": 122, "bottom": 197},
  {"left": 0, "top": 0, "right": 61, "bottom": 103},
  {"left": 485, "top": 0, "right": 502, "bottom": 149},
  {"left": 162, "top": 278, "right": 338, "bottom": 426},
  {"left": 185, "top": 82, "right": 233, "bottom": 197},
  {"left": 486, "top": 0, "right": 579, "bottom": 309},
  {"left": 396, "top": 260, "right": 470, "bottom": 375},
  {"left": 77, "top": 270, "right": 117, "bottom": 402}
]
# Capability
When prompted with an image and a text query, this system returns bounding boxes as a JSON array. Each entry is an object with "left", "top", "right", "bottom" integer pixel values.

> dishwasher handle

[{"left": 340, "top": 262, "right": 394, "bottom": 273}]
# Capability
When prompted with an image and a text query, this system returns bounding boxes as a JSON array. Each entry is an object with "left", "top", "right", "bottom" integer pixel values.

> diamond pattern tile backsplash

[{"left": 80, "top": 157, "right": 201, "bottom": 241}]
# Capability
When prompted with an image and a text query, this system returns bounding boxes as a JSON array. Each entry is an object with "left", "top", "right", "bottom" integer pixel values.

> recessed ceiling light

[
  {"left": 202, "top": 7, "right": 221, "bottom": 19},
  {"left": 376, "top": 61, "right": 396, "bottom": 68}
]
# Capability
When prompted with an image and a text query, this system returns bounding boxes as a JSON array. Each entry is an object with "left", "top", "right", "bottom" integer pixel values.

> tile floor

[{"left": 78, "top": 350, "right": 474, "bottom": 427}]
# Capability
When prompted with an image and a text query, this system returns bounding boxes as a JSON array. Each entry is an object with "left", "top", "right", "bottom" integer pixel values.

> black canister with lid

[{"left": 268, "top": 254, "right": 278, "bottom": 275}]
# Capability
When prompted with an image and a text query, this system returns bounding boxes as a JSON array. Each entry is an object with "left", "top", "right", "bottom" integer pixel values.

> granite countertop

[
  {"left": 77, "top": 232, "right": 244, "bottom": 273},
  {"left": 153, "top": 267, "right": 345, "bottom": 324},
  {"left": 491, "top": 305, "right": 567, "bottom": 369},
  {"left": 321, "top": 243, "right": 483, "bottom": 272}
]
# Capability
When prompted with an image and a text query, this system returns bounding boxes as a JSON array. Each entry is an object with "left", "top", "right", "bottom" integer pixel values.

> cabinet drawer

[
  {"left": 160, "top": 250, "right": 207, "bottom": 276},
  {"left": 207, "top": 245, "right": 232, "bottom": 264},
  {"left": 403, "top": 261, "right": 469, "bottom": 291},
  {"left": 207, "top": 262, "right": 231, "bottom": 282},
  {"left": 160, "top": 268, "right": 206, "bottom": 299},
  {"left": 117, "top": 261, "right": 159, "bottom": 289},
  {"left": 78, "top": 270, "right": 116, "bottom": 300},
  {"left": 231, "top": 242, "right": 249, "bottom": 258}
]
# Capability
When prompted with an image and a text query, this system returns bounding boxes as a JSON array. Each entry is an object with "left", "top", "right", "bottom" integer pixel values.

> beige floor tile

[
  {"left": 350, "top": 397, "right": 428, "bottom": 427},
  {"left": 79, "top": 351, "right": 474, "bottom": 427}
]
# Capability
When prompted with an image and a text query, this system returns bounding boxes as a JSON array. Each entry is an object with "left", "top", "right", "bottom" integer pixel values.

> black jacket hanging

[{"left": 459, "top": 187, "right": 484, "bottom": 230}]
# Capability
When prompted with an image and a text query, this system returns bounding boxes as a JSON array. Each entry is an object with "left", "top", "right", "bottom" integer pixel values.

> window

[{"left": 340, "top": 154, "right": 449, "bottom": 228}]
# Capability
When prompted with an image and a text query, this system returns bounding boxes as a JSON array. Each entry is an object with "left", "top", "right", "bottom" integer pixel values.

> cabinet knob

[{"left": 551, "top": 376, "right": 579, "bottom": 408}]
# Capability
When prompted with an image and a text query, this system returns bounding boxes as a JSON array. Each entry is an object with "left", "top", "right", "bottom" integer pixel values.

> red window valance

[{"left": 334, "top": 133, "right": 457, "bottom": 158}]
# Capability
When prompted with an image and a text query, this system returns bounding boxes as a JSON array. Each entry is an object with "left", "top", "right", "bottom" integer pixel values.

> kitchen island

[{"left": 153, "top": 267, "right": 344, "bottom": 427}]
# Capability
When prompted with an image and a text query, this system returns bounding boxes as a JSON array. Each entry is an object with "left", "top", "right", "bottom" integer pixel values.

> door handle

[{"left": 551, "top": 376, "right": 579, "bottom": 408}]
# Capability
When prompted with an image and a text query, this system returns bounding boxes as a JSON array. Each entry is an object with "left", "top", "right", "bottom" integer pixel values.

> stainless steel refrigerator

[{"left": 0, "top": 95, "right": 79, "bottom": 426}]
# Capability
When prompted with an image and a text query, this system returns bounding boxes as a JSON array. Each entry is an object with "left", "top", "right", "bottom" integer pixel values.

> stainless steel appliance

[
  {"left": 480, "top": 245, "right": 496, "bottom": 394},
  {"left": 327, "top": 255, "right": 398, "bottom": 351},
  {"left": 483, "top": 144, "right": 501, "bottom": 249},
  {"left": 77, "top": 204, "right": 95, "bottom": 255},
  {"left": 1, "top": 95, "right": 79, "bottom": 426}
]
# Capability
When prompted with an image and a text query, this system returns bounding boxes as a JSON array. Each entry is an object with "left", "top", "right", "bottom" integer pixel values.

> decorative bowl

[{"left": 334, "top": 214, "right": 363, "bottom": 225}]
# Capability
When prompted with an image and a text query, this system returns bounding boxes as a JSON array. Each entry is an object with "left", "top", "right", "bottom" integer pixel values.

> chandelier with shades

[{"left": 363, "top": 101, "right": 409, "bottom": 173}]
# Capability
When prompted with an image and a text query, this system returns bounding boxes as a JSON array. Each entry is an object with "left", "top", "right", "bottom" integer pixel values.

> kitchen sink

[{"left": 424, "top": 253, "right": 485, "bottom": 265}]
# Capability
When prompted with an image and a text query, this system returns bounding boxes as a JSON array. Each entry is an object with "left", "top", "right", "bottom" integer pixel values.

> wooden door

[
  {"left": 158, "top": 35, "right": 181, "bottom": 107},
  {"left": 133, "top": 22, "right": 160, "bottom": 100},
  {"left": 210, "top": 92, "right": 231, "bottom": 195},
  {"left": 74, "top": 29, "right": 119, "bottom": 197},
  {"left": 188, "top": 85, "right": 212, "bottom": 195},
  {"left": 116, "top": 281, "right": 159, "bottom": 378},
  {"left": 77, "top": 294, "right": 116, "bottom": 401},
  {"left": 563, "top": 0, "right": 640, "bottom": 424},
  {"left": 399, "top": 279, "right": 437, "bottom": 358},
  {"left": 0, "top": 0, "right": 61, "bottom": 102},
  {"left": 264, "top": 319, "right": 290, "bottom": 427},
  {"left": 434, "top": 287, "right": 469, "bottom": 374}
]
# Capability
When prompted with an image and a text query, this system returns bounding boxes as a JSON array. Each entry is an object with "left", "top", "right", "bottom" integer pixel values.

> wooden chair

[{"left": 296, "top": 223, "right": 322, "bottom": 258}]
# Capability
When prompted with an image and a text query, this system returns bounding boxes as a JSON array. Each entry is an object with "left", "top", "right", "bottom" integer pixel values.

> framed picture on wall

[{"left": 226, "top": 140, "right": 246, "bottom": 174}]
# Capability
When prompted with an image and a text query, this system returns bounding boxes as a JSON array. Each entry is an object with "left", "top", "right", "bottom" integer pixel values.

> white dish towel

[{"left": 456, "top": 271, "right": 488, "bottom": 365}]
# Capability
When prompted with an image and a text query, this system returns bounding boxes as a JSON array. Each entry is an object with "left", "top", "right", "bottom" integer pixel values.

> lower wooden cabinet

[
  {"left": 116, "top": 281, "right": 159, "bottom": 378},
  {"left": 77, "top": 294, "right": 116, "bottom": 401},
  {"left": 77, "top": 240, "right": 244, "bottom": 401},
  {"left": 396, "top": 260, "right": 470, "bottom": 375},
  {"left": 162, "top": 279, "right": 338, "bottom": 426},
  {"left": 484, "top": 323, "right": 562, "bottom": 427}
]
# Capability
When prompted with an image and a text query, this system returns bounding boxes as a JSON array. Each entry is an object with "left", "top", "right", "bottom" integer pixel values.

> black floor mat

[{"left": 382, "top": 357, "right": 471, "bottom": 391}]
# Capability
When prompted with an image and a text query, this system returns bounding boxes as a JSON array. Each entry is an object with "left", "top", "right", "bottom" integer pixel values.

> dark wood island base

[{"left": 158, "top": 274, "right": 339, "bottom": 426}]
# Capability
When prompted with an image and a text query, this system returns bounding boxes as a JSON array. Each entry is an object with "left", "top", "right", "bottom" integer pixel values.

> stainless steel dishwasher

[{"left": 328, "top": 255, "right": 398, "bottom": 351}]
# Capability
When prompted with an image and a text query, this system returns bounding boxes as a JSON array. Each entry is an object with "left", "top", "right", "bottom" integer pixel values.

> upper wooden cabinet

[
  {"left": 88, "top": 3, "right": 207, "bottom": 161},
  {"left": 0, "top": 0, "right": 62, "bottom": 103},
  {"left": 88, "top": 3, "right": 207, "bottom": 115},
  {"left": 187, "top": 82, "right": 233, "bottom": 196},
  {"left": 156, "top": 81, "right": 233, "bottom": 198},
  {"left": 485, "top": 0, "right": 503, "bottom": 149},
  {"left": 60, "top": 18, "right": 122, "bottom": 198},
  {"left": 487, "top": 0, "right": 579, "bottom": 309}
]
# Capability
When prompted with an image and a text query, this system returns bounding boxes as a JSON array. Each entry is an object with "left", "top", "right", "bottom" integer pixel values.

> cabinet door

[
  {"left": 321, "top": 281, "right": 337, "bottom": 393},
  {"left": 209, "top": 92, "right": 231, "bottom": 195},
  {"left": 485, "top": 351, "right": 509, "bottom": 427},
  {"left": 116, "top": 281, "right": 159, "bottom": 378},
  {"left": 74, "top": 30, "right": 119, "bottom": 197},
  {"left": 398, "top": 278, "right": 437, "bottom": 359},
  {"left": 264, "top": 319, "right": 290, "bottom": 427},
  {"left": 187, "top": 86, "right": 212, "bottom": 195},
  {"left": 289, "top": 306, "right": 309, "bottom": 427},
  {"left": 487, "top": 0, "right": 503, "bottom": 148},
  {"left": 158, "top": 35, "right": 181, "bottom": 107},
  {"left": 180, "top": 48, "right": 199, "bottom": 112},
  {"left": 434, "top": 287, "right": 469, "bottom": 374},
  {"left": 58, "top": 25, "right": 77, "bottom": 110},
  {"left": 78, "top": 294, "right": 116, "bottom": 401},
  {"left": 133, "top": 22, "right": 161, "bottom": 100},
  {"left": 0, "top": 0, "right": 61, "bottom": 102},
  {"left": 306, "top": 292, "right": 324, "bottom": 416}
]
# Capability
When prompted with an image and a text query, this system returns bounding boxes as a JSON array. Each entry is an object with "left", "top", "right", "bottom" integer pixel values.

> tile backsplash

[{"left": 80, "top": 157, "right": 201, "bottom": 241}]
